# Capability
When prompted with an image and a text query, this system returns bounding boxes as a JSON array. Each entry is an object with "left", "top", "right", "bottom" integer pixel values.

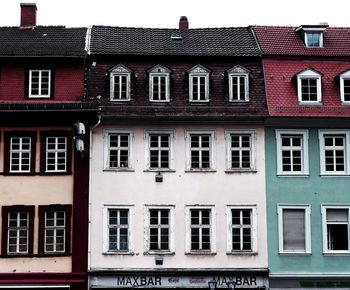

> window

[
  {"left": 322, "top": 206, "right": 350, "bottom": 253},
  {"left": 144, "top": 205, "right": 175, "bottom": 253},
  {"left": 319, "top": 130, "right": 350, "bottom": 175},
  {"left": 38, "top": 205, "right": 72, "bottom": 254},
  {"left": 227, "top": 206, "right": 257, "bottom": 253},
  {"left": 278, "top": 205, "right": 311, "bottom": 254},
  {"left": 103, "top": 206, "right": 133, "bottom": 254},
  {"left": 227, "top": 65, "right": 250, "bottom": 102},
  {"left": 148, "top": 65, "right": 171, "bottom": 102},
  {"left": 4, "top": 131, "right": 36, "bottom": 174},
  {"left": 276, "top": 130, "right": 309, "bottom": 175},
  {"left": 28, "top": 69, "right": 51, "bottom": 98},
  {"left": 339, "top": 70, "right": 350, "bottom": 103},
  {"left": 185, "top": 206, "right": 216, "bottom": 254},
  {"left": 297, "top": 69, "right": 322, "bottom": 103},
  {"left": 1, "top": 206, "right": 35, "bottom": 255},
  {"left": 145, "top": 130, "right": 175, "bottom": 171},
  {"left": 305, "top": 32, "right": 323, "bottom": 48},
  {"left": 188, "top": 65, "right": 210, "bottom": 102},
  {"left": 186, "top": 130, "right": 215, "bottom": 171},
  {"left": 110, "top": 64, "right": 131, "bottom": 101},
  {"left": 104, "top": 129, "right": 133, "bottom": 170},
  {"left": 225, "top": 130, "right": 256, "bottom": 171},
  {"left": 40, "top": 131, "right": 72, "bottom": 174}
]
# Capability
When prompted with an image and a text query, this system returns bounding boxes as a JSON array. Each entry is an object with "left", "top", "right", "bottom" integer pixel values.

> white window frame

[
  {"left": 297, "top": 69, "right": 322, "bottom": 104},
  {"left": 322, "top": 205, "right": 350, "bottom": 254},
  {"left": 185, "top": 205, "right": 216, "bottom": 254},
  {"left": 46, "top": 136, "right": 67, "bottom": 172},
  {"left": 110, "top": 64, "right": 131, "bottom": 101},
  {"left": 10, "top": 136, "right": 32, "bottom": 173},
  {"left": 7, "top": 211, "right": 29, "bottom": 254},
  {"left": 144, "top": 129, "right": 175, "bottom": 171},
  {"left": 188, "top": 65, "right": 210, "bottom": 102},
  {"left": 226, "top": 205, "right": 257, "bottom": 254},
  {"left": 276, "top": 129, "right": 309, "bottom": 176},
  {"left": 103, "top": 205, "right": 134, "bottom": 254},
  {"left": 44, "top": 211, "right": 66, "bottom": 253},
  {"left": 29, "top": 69, "right": 51, "bottom": 98},
  {"left": 185, "top": 130, "right": 215, "bottom": 171},
  {"left": 339, "top": 70, "right": 350, "bottom": 104},
  {"left": 319, "top": 130, "right": 350, "bottom": 175},
  {"left": 103, "top": 129, "right": 133, "bottom": 171},
  {"left": 144, "top": 205, "right": 175, "bottom": 254},
  {"left": 277, "top": 204, "right": 311, "bottom": 254},
  {"left": 225, "top": 129, "right": 256, "bottom": 171},
  {"left": 227, "top": 65, "right": 250, "bottom": 102},
  {"left": 304, "top": 31, "right": 324, "bottom": 48},
  {"left": 149, "top": 65, "right": 171, "bottom": 102}
]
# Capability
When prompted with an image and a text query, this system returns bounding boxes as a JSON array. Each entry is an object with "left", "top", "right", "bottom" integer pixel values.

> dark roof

[
  {"left": 252, "top": 26, "right": 350, "bottom": 56},
  {"left": 90, "top": 26, "right": 261, "bottom": 56},
  {"left": 0, "top": 26, "right": 87, "bottom": 57}
]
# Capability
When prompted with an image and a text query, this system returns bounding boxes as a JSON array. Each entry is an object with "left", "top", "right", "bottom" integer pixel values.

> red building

[{"left": 0, "top": 4, "right": 97, "bottom": 290}]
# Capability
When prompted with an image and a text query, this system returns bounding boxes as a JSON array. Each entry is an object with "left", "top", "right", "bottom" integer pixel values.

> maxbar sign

[{"left": 90, "top": 275, "right": 268, "bottom": 288}]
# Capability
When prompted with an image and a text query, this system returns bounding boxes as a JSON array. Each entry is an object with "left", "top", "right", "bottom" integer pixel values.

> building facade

[
  {"left": 0, "top": 4, "right": 97, "bottom": 290},
  {"left": 87, "top": 19, "right": 269, "bottom": 290},
  {"left": 253, "top": 25, "right": 350, "bottom": 289}
]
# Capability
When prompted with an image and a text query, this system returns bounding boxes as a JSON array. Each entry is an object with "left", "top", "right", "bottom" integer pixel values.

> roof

[
  {"left": 90, "top": 26, "right": 261, "bottom": 56},
  {"left": 263, "top": 59, "right": 350, "bottom": 117},
  {"left": 252, "top": 26, "right": 350, "bottom": 56},
  {"left": 0, "top": 26, "right": 87, "bottom": 57}
]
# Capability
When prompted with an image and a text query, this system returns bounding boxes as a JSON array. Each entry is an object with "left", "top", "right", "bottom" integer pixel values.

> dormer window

[
  {"left": 28, "top": 69, "right": 52, "bottom": 98},
  {"left": 227, "top": 65, "right": 250, "bottom": 102},
  {"left": 339, "top": 69, "right": 350, "bottom": 103},
  {"left": 305, "top": 32, "right": 323, "bottom": 48},
  {"left": 296, "top": 24, "right": 328, "bottom": 48},
  {"left": 148, "top": 65, "right": 171, "bottom": 102},
  {"left": 188, "top": 65, "right": 210, "bottom": 102},
  {"left": 296, "top": 69, "right": 322, "bottom": 104},
  {"left": 110, "top": 64, "right": 132, "bottom": 101}
]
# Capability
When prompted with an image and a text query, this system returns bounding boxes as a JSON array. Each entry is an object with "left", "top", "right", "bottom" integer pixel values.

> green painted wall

[{"left": 266, "top": 127, "right": 350, "bottom": 274}]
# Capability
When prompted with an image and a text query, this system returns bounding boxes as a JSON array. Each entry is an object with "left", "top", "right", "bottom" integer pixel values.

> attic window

[
  {"left": 171, "top": 34, "right": 183, "bottom": 41},
  {"left": 305, "top": 32, "right": 323, "bottom": 48}
]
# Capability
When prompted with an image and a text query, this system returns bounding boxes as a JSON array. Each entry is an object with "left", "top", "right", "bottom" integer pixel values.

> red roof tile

[
  {"left": 252, "top": 26, "right": 350, "bottom": 56},
  {"left": 263, "top": 59, "right": 350, "bottom": 117}
]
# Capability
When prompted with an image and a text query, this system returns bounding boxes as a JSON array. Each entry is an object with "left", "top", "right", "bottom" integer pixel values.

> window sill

[
  {"left": 185, "top": 169, "right": 216, "bottom": 173},
  {"left": 40, "top": 171, "right": 72, "bottom": 176},
  {"left": 103, "top": 251, "right": 134, "bottom": 255},
  {"left": 298, "top": 102, "right": 322, "bottom": 105},
  {"left": 0, "top": 253, "right": 71, "bottom": 258},
  {"left": 103, "top": 168, "right": 135, "bottom": 172},
  {"left": 320, "top": 174, "right": 350, "bottom": 177},
  {"left": 278, "top": 252, "right": 312, "bottom": 256},
  {"left": 229, "top": 100, "right": 250, "bottom": 104},
  {"left": 277, "top": 173, "right": 309, "bottom": 178},
  {"left": 227, "top": 251, "right": 258, "bottom": 256},
  {"left": 189, "top": 100, "right": 210, "bottom": 104},
  {"left": 225, "top": 169, "right": 257, "bottom": 174},
  {"left": 149, "top": 100, "right": 171, "bottom": 103},
  {"left": 109, "top": 99, "right": 131, "bottom": 102},
  {"left": 323, "top": 251, "right": 350, "bottom": 256},
  {"left": 28, "top": 96, "right": 51, "bottom": 99},
  {"left": 143, "top": 169, "right": 176, "bottom": 173},
  {"left": 144, "top": 251, "right": 175, "bottom": 256},
  {"left": 185, "top": 251, "right": 216, "bottom": 256}
]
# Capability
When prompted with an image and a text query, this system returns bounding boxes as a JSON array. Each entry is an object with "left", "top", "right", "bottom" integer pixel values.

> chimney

[
  {"left": 20, "top": 3, "right": 37, "bottom": 27},
  {"left": 179, "top": 16, "right": 189, "bottom": 30}
]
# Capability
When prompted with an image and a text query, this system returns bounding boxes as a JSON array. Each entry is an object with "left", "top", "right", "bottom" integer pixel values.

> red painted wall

[
  {"left": 263, "top": 57, "right": 350, "bottom": 116},
  {"left": 0, "top": 63, "right": 84, "bottom": 102}
]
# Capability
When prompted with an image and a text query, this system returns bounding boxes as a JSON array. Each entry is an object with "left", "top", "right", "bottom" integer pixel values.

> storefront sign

[{"left": 90, "top": 274, "right": 268, "bottom": 288}]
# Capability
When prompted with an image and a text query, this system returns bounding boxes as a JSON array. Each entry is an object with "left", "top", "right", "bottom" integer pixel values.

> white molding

[
  {"left": 339, "top": 70, "right": 350, "bottom": 104},
  {"left": 228, "top": 65, "right": 250, "bottom": 102},
  {"left": 277, "top": 204, "right": 311, "bottom": 254},
  {"left": 318, "top": 130, "right": 350, "bottom": 175},
  {"left": 110, "top": 65, "right": 131, "bottom": 101},
  {"left": 275, "top": 129, "right": 309, "bottom": 175},
  {"left": 185, "top": 130, "right": 216, "bottom": 171},
  {"left": 103, "top": 129, "right": 134, "bottom": 170},
  {"left": 149, "top": 71, "right": 170, "bottom": 102},
  {"left": 28, "top": 69, "right": 51, "bottom": 98},
  {"left": 225, "top": 129, "right": 256, "bottom": 171},
  {"left": 297, "top": 69, "right": 322, "bottom": 103},
  {"left": 225, "top": 205, "right": 257, "bottom": 253},
  {"left": 304, "top": 31, "right": 324, "bottom": 48},
  {"left": 188, "top": 65, "right": 210, "bottom": 102}
]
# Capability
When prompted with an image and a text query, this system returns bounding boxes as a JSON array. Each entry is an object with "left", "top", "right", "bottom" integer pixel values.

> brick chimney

[
  {"left": 179, "top": 16, "right": 188, "bottom": 30},
  {"left": 20, "top": 3, "right": 37, "bottom": 27}
]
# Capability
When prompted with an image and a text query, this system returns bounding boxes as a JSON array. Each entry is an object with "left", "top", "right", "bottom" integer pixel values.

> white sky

[{"left": 0, "top": 0, "right": 348, "bottom": 28}]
